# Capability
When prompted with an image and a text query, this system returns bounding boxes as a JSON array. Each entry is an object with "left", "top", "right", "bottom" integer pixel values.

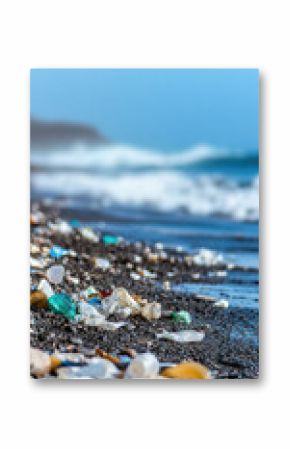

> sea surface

[{"left": 31, "top": 143, "right": 259, "bottom": 312}]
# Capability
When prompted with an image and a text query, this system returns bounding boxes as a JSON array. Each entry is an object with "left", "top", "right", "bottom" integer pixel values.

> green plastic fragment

[
  {"left": 171, "top": 310, "right": 192, "bottom": 324},
  {"left": 102, "top": 235, "right": 118, "bottom": 245},
  {"left": 48, "top": 293, "right": 76, "bottom": 320}
]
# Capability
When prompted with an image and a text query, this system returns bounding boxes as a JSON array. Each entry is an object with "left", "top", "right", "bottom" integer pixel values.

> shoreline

[{"left": 30, "top": 204, "right": 259, "bottom": 379}]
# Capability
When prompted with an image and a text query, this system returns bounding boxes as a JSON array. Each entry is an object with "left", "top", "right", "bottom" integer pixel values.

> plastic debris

[
  {"left": 156, "top": 329, "right": 205, "bottom": 343},
  {"left": 87, "top": 298, "right": 102, "bottom": 306},
  {"left": 46, "top": 264, "right": 65, "bottom": 284},
  {"left": 133, "top": 255, "right": 142, "bottom": 264},
  {"left": 95, "top": 257, "right": 111, "bottom": 270},
  {"left": 49, "top": 220, "right": 72, "bottom": 235},
  {"left": 130, "top": 272, "right": 141, "bottom": 281},
  {"left": 49, "top": 355, "right": 62, "bottom": 370},
  {"left": 38, "top": 279, "right": 54, "bottom": 298},
  {"left": 48, "top": 293, "right": 77, "bottom": 320},
  {"left": 30, "top": 291, "right": 48, "bottom": 308},
  {"left": 138, "top": 268, "right": 157, "bottom": 278},
  {"left": 30, "top": 257, "right": 45, "bottom": 269},
  {"left": 78, "top": 301, "right": 126, "bottom": 330},
  {"left": 30, "top": 211, "right": 45, "bottom": 225},
  {"left": 69, "top": 219, "right": 81, "bottom": 229},
  {"left": 30, "top": 348, "right": 51, "bottom": 377},
  {"left": 102, "top": 287, "right": 141, "bottom": 317},
  {"left": 84, "top": 286, "right": 97, "bottom": 298},
  {"left": 162, "top": 361, "right": 211, "bottom": 379},
  {"left": 57, "top": 358, "right": 120, "bottom": 379},
  {"left": 49, "top": 245, "right": 68, "bottom": 259},
  {"left": 193, "top": 248, "right": 224, "bottom": 266},
  {"left": 30, "top": 243, "right": 40, "bottom": 254},
  {"left": 141, "top": 302, "right": 162, "bottom": 321},
  {"left": 163, "top": 281, "right": 171, "bottom": 290},
  {"left": 171, "top": 310, "right": 192, "bottom": 324},
  {"left": 95, "top": 348, "right": 120, "bottom": 365},
  {"left": 80, "top": 227, "right": 99, "bottom": 242},
  {"left": 213, "top": 299, "right": 229, "bottom": 308},
  {"left": 102, "top": 235, "right": 118, "bottom": 245},
  {"left": 125, "top": 353, "right": 159, "bottom": 379},
  {"left": 147, "top": 253, "right": 159, "bottom": 263},
  {"left": 52, "top": 352, "right": 86, "bottom": 366}
]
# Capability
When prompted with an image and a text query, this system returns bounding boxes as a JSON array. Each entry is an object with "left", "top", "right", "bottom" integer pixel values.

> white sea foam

[
  {"left": 31, "top": 143, "right": 256, "bottom": 170},
  {"left": 31, "top": 170, "right": 259, "bottom": 221}
]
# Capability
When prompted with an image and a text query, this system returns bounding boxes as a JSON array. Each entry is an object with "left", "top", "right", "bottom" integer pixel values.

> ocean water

[{"left": 31, "top": 143, "right": 259, "bottom": 310}]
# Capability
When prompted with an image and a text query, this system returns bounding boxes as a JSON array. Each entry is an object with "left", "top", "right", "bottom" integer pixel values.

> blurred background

[{"left": 31, "top": 69, "right": 259, "bottom": 278}]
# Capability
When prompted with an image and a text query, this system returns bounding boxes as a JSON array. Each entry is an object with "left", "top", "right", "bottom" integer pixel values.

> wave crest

[
  {"left": 32, "top": 170, "right": 259, "bottom": 221},
  {"left": 31, "top": 144, "right": 258, "bottom": 171}
]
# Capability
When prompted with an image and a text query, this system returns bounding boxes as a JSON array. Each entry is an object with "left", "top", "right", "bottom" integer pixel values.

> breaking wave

[
  {"left": 31, "top": 170, "right": 259, "bottom": 221},
  {"left": 31, "top": 143, "right": 258, "bottom": 171},
  {"left": 31, "top": 143, "right": 259, "bottom": 221}
]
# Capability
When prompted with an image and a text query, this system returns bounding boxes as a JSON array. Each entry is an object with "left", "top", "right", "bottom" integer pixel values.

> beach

[{"left": 30, "top": 203, "right": 259, "bottom": 379}]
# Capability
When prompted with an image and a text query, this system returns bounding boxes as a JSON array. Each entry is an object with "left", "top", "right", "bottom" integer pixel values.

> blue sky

[{"left": 31, "top": 69, "right": 259, "bottom": 152}]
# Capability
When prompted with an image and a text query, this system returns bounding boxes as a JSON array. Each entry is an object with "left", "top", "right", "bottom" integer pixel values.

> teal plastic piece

[
  {"left": 102, "top": 235, "right": 118, "bottom": 245},
  {"left": 48, "top": 293, "right": 76, "bottom": 320},
  {"left": 171, "top": 310, "right": 192, "bottom": 324}
]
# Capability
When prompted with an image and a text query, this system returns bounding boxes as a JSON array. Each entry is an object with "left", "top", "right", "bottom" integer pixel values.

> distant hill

[{"left": 31, "top": 119, "right": 107, "bottom": 149}]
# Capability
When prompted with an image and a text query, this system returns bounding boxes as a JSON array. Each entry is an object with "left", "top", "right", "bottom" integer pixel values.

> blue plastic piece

[
  {"left": 49, "top": 245, "right": 68, "bottom": 259},
  {"left": 61, "top": 360, "right": 85, "bottom": 367},
  {"left": 88, "top": 297, "right": 102, "bottom": 306},
  {"left": 118, "top": 355, "right": 131, "bottom": 364}
]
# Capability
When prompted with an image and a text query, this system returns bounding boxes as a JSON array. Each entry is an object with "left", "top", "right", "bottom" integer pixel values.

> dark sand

[{"left": 30, "top": 206, "right": 259, "bottom": 379}]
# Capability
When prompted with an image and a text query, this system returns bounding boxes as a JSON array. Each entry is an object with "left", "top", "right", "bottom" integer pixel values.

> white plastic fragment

[
  {"left": 78, "top": 301, "right": 126, "bottom": 330},
  {"left": 125, "top": 353, "right": 159, "bottom": 379},
  {"left": 138, "top": 268, "right": 157, "bottom": 278},
  {"left": 38, "top": 279, "right": 54, "bottom": 298},
  {"left": 213, "top": 299, "right": 229, "bottom": 308},
  {"left": 30, "top": 257, "right": 45, "bottom": 269},
  {"left": 31, "top": 211, "right": 45, "bottom": 225},
  {"left": 30, "top": 244, "right": 40, "bottom": 254},
  {"left": 147, "top": 252, "right": 159, "bottom": 263},
  {"left": 156, "top": 329, "right": 205, "bottom": 343},
  {"left": 105, "top": 288, "right": 141, "bottom": 316},
  {"left": 57, "top": 358, "right": 120, "bottom": 379},
  {"left": 163, "top": 281, "right": 171, "bottom": 290},
  {"left": 141, "top": 302, "right": 162, "bottom": 321},
  {"left": 192, "top": 248, "right": 224, "bottom": 267},
  {"left": 30, "top": 348, "right": 51, "bottom": 377},
  {"left": 95, "top": 257, "right": 111, "bottom": 270},
  {"left": 115, "top": 306, "right": 132, "bottom": 319},
  {"left": 49, "top": 220, "right": 72, "bottom": 235},
  {"left": 133, "top": 255, "right": 142, "bottom": 264},
  {"left": 46, "top": 265, "right": 65, "bottom": 284},
  {"left": 80, "top": 227, "right": 99, "bottom": 242},
  {"left": 159, "top": 251, "right": 168, "bottom": 260},
  {"left": 130, "top": 272, "right": 141, "bottom": 281}
]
